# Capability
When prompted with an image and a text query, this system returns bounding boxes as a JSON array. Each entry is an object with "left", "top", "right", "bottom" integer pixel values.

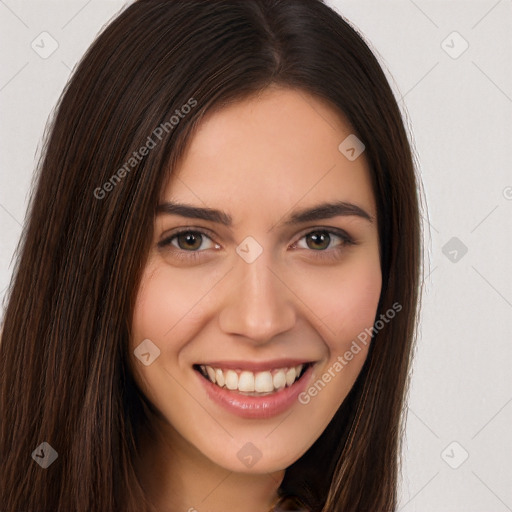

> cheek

[
  {"left": 131, "top": 262, "right": 216, "bottom": 347},
  {"left": 293, "top": 254, "right": 381, "bottom": 433},
  {"left": 130, "top": 261, "right": 225, "bottom": 399},
  {"left": 130, "top": 263, "right": 198, "bottom": 403},
  {"left": 334, "top": 264, "right": 382, "bottom": 344},
  {"left": 290, "top": 251, "right": 382, "bottom": 350},
  {"left": 132, "top": 267, "right": 172, "bottom": 349},
  {"left": 130, "top": 264, "right": 194, "bottom": 396}
]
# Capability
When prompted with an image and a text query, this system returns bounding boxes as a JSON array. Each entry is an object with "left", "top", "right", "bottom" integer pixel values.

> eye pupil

[
  {"left": 178, "top": 232, "right": 202, "bottom": 250},
  {"left": 306, "top": 232, "right": 330, "bottom": 250}
]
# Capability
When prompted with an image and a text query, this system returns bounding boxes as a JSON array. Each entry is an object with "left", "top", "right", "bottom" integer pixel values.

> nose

[{"left": 217, "top": 253, "right": 296, "bottom": 345}]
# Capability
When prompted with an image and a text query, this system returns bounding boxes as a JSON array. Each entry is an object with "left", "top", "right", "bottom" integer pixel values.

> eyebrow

[
  {"left": 156, "top": 200, "right": 373, "bottom": 226},
  {"left": 282, "top": 201, "right": 373, "bottom": 225}
]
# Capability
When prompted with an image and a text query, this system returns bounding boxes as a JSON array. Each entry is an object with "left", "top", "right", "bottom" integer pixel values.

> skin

[{"left": 131, "top": 86, "right": 382, "bottom": 512}]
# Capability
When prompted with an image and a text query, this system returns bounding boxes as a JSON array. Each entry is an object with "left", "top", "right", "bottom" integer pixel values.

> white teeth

[
  {"left": 215, "top": 368, "right": 225, "bottom": 387},
  {"left": 254, "top": 371, "right": 274, "bottom": 393},
  {"left": 285, "top": 367, "right": 296, "bottom": 386},
  {"left": 206, "top": 366, "right": 216, "bottom": 384},
  {"left": 273, "top": 371, "right": 286, "bottom": 390},
  {"left": 238, "top": 371, "right": 255, "bottom": 392},
  {"left": 225, "top": 370, "right": 238, "bottom": 390},
  {"left": 199, "top": 363, "right": 307, "bottom": 394}
]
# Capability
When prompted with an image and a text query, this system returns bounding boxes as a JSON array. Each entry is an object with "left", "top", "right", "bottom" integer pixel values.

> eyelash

[{"left": 158, "top": 227, "right": 356, "bottom": 263}]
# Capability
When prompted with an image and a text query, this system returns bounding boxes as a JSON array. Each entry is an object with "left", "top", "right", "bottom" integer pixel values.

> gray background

[{"left": 1, "top": 1, "right": 511, "bottom": 510}]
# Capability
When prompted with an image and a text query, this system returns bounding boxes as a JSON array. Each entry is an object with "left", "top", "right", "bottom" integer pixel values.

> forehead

[{"left": 163, "top": 87, "right": 376, "bottom": 219}]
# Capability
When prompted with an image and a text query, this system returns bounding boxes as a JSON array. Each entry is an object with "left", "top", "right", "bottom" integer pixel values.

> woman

[{"left": 0, "top": 1, "right": 421, "bottom": 511}]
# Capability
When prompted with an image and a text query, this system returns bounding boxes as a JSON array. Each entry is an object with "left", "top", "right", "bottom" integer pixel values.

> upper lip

[{"left": 195, "top": 359, "right": 314, "bottom": 372}]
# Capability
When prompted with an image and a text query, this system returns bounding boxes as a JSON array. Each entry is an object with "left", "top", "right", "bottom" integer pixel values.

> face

[{"left": 130, "top": 87, "right": 382, "bottom": 474}]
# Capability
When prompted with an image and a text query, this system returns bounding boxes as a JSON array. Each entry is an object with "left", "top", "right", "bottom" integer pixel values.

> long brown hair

[{"left": 0, "top": 1, "right": 421, "bottom": 510}]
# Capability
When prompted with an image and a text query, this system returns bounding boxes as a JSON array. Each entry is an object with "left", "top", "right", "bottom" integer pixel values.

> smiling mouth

[{"left": 193, "top": 363, "right": 312, "bottom": 396}]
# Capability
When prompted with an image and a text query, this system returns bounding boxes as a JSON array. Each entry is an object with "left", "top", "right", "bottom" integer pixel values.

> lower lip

[{"left": 196, "top": 365, "right": 314, "bottom": 419}]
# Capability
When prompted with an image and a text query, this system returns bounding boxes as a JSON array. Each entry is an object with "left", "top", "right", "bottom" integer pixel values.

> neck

[{"left": 136, "top": 418, "right": 284, "bottom": 512}]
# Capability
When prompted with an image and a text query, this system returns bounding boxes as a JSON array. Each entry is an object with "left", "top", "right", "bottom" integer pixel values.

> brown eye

[
  {"left": 292, "top": 228, "right": 355, "bottom": 259},
  {"left": 175, "top": 232, "right": 203, "bottom": 250},
  {"left": 305, "top": 231, "right": 332, "bottom": 250},
  {"left": 158, "top": 230, "right": 218, "bottom": 252}
]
